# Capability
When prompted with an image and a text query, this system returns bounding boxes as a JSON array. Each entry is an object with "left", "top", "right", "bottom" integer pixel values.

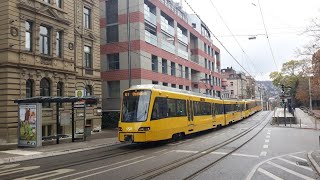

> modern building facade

[
  {"left": 0, "top": 0, "right": 101, "bottom": 143},
  {"left": 100, "top": 0, "right": 222, "bottom": 119}
]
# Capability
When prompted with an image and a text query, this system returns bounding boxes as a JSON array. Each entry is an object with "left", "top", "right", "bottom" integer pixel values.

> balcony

[
  {"left": 144, "top": 10, "right": 157, "bottom": 26},
  {"left": 145, "top": 31, "right": 157, "bottom": 46},
  {"left": 161, "top": 21, "right": 175, "bottom": 36},
  {"left": 191, "top": 55, "right": 199, "bottom": 64},
  {"left": 161, "top": 40, "right": 175, "bottom": 54},
  {"left": 178, "top": 49, "right": 188, "bottom": 60},
  {"left": 178, "top": 32, "right": 188, "bottom": 44}
]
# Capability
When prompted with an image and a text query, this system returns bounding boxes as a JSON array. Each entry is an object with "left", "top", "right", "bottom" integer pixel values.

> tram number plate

[{"left": 124, "top": 135, "right": 133, "bottom": 142}]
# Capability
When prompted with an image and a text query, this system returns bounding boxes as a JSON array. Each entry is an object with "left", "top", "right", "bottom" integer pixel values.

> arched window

[
  {"left": 57, "top": 82, "right": 63, "bottom": 107},
  {"left": 40, "top": 78, "right": 51, "bottom": 107},
  {"left": 85, "top": 85, "right": 93, "bottom": 96},
  {"left": 26, "top": 79, "right": 34, "bottom": 98}
]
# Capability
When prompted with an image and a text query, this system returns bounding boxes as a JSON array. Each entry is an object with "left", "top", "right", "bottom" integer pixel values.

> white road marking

[
  {"left": 2, "top": 150, "right": 42, "bottom": 156},
  {"left": 153, "top": 149, "right": 167, "bottom": 154},
  {"left": 278, "top": 157, "right": 313, "bottom": 171},
  {"left": 267, "top": 132, "right": 271, "bottom": 135},
  {"left": 289, "top": 155, "right": 308, "bottom": 162},
  {"left": 232, "top": 153, "right": 259, "bottom": 158},
  {"left": 53, "top": 156, "right": 145, "bottom": 180},
  {"left": 175, "top": 150, "right": 198, "bottom": 154},
  {"left": 0, "top": 164, "right": 20, "bottom": 170},
  {"left": 72, "top": 156, "right": 156, "bottom": 180},
  {"left": 211, "top": 151, "right": 227, "bottom": 155},
  {"left": 267, "top": 161, "right": 314, "bottom": 180},
  {"left": 15, "top": 169, "right": 74, "bottom": 180},
  {"left": 265, "top": 139, "right": 270, "bottom": 143},
  {"left": 0, "top": 166, "right": 40, "bottom": 176},
  {"left": 260, "top": 151, "right": 267, "bottom": 156},
  {"left": 263, "top": 145, "right": 269, "bottom": 149},
  {"left": 267, "top": 129, "right": 271, "bottom": 132},
  {"left": 246, "top": 151, "right": 306, "bottom": 180},
  {"left": 266, "top": 135, "right": 271, "bottom": 138},
  {"left": 258, "top": 168, "right": 283, "bottom": 180}
]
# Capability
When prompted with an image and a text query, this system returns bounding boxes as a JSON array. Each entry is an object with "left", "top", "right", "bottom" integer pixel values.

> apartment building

[
  {"left": 100, "top": 0, "right": 222, "bottom": 119},
  {"left": 0, "top": 0, "right": 101, "bottom": 143},
  {"left": 221, "top": 67, "right": 248, "bottom": 99}
]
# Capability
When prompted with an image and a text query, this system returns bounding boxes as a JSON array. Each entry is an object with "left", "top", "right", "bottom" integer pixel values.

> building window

[
  {"left": 204, "top": 43, "right": 207, "bottom": 53},
  {"left": 25, "top": 21, "right": 32, "bottom": 51},
  {"left": 162, "top": 59, "right": 167, "bottom": 74},
  {"left": 179, "top": 85, "right": 183, "bottom": 89},
  {"left": 83, "top": 7, "right": 91, "bottom": 29},
  {"left": 84, "top": 46, "right": 92, "bottom": 68},
  {"left": 152, "top": 81, "right": 158, "bottom": 84},
  {"left": 106, "top": 0, "right": 118, "bottom": 24},
  {"left": 205, "top": 59, "right": 207, "bottom": 69},
  {"left": 108, "top": 81, "right": 120, "bottom": 98},
  {"left": 26, "top": 79, "right": 34, "bottom": 98},
  {"left": 55, "top": 0, "right": 61, "bottom": 8},
  {"left": 186, "top": 86, "right": 190, "bottom": 91},
  {"left": 43, "top": 0, "right": 50, "bottom": 3},
  {"left": 231, "top": 90, "right": 234, "bottom": 95},
  {"left": 185, "top": 67, "right": 189, "bottom": 79},
  {"left": 85, "top": 85, "right": 93, "bottom": 96},
  {"left": 56, "top": 31, "right": 62, "bottom": 57},
  {"left": 178, "top": 64, "right": 183, "bottom": 77},
  {"left": 107, "top": 53, "right": 119, "bottom": 70},
  {"left": 40, "top": 26, "right": 50, "bottom": 55},
  {"left": 152, "top": 55, "right": 158, "bottom": 72},
  {"left": 230, "top": 82, "right": 233, "bottom": 86},
  {"left": 163, "top": 82, "right": 168, "bottom": 86},
  {"left": 40, "top": 78, "right": 51, "bottom": 107},
  {"left": 171, "top": 62, "right": 176, "bottom": 76},
  {"left": 107, "top": 25, "right": 119, "bottom": 43},
  {"left": 172, "top": 84, "right": 176, "bottom": 88}
]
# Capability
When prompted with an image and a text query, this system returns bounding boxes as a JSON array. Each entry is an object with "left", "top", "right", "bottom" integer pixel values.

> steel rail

[{"left": 124, "top": 111, "right": 271, "bottom": 180}]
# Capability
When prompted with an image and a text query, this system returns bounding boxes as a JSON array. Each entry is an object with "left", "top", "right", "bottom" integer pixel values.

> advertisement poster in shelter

[{"left": 18, "top": 104, "right": 41, "bottom": 147}]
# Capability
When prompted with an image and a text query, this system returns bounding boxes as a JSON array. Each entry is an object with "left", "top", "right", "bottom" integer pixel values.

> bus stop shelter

[{"left": 14, "top": 96, "right": 99, "bottom": 145}]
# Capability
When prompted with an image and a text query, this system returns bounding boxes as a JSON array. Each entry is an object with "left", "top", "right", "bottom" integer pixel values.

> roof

[{"left": 13, "top": 96, "right": 99, "bottom": 104}]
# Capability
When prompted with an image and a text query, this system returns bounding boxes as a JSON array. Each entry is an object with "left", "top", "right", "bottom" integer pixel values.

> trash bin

[{"left": 84, "top": 125, "right": 92, "bottom": 141}]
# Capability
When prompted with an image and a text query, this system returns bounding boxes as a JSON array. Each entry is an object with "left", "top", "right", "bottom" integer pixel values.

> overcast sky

[{"left": 178, "top": 0, "right": 320, "bottom": 80}]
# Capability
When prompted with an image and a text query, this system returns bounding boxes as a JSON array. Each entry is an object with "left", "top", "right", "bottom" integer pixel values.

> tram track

[
  {"left": 124, "top": 111, "right": 272, "bottom": 180},
  {"left": 4, "top": 144, "right": 143, "bottom": 180}
]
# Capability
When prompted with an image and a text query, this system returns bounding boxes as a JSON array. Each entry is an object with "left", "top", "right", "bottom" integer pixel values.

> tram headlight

[
  {"left": 138, "top": 127, "right": 150, "bottom": 131},
  {"left": 118, "top": 127, "right": 123, "bottom": 131}
]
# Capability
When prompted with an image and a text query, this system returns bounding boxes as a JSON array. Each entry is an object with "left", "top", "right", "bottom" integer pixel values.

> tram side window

[
  {"left": 200, "top": 102, "right": 211, "bottom": 115},
  {"left": 215, "top": 104, "right": 224, "bottom": 115},
  {"left": 151, "top": 97, "right": 168, "bottom": 120},
  {"left": 177, "top": 99, "right": 187, "bottom": 116},
  {"left": 193, "top": 101, "right": 201, "bottom": 116},
  {"left": 167, "top": 99, "right": 177, "bottom": 117}
]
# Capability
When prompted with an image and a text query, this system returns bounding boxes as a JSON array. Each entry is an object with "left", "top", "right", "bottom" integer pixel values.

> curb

[
  {"left": 0, "top": 141, "right": 121, "bottom": 165},
  {"left": 307, "top": 151, "right": 320, "bottom": 176}
]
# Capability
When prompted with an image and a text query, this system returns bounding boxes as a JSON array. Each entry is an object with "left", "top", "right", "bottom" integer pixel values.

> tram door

[{"left": 187, "top": 100, "right": 194, "bottom": 132}]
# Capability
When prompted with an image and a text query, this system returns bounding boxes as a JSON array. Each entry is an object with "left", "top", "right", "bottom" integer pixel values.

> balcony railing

[
  {"left": 145, "top": 31, "right": 157, "bottom": 46},
  {"left": 144, "top": 10, "right": 157, "bottom": 26},
  {"left": 161, "top": 40, "right": 175, "bottom": 54},
  {"left": 178, "top": 49, "right": 188, "bottom": 60},
  {"left": 191, "top": 55, "right": 199, "bottom": 64},
  {"left": 161, "top": 21, "right": 175, "bottom": 36},
  {"left": 178, "top": 32, "right": 188, "bottom": 44}
]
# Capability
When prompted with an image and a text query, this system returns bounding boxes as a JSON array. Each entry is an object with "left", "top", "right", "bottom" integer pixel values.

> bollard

[{"left": 300, "top": 118, "right": 302, "bottom": 128}]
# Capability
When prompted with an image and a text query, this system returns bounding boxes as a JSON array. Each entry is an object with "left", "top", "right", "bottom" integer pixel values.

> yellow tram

[{"left": 118, "top": 85, "right": 261, "bottom": 143}]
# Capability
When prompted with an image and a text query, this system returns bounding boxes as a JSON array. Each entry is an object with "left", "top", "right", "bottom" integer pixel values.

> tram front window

[{"left": 122, "top": 90, "right": 151, "bottom": 122}]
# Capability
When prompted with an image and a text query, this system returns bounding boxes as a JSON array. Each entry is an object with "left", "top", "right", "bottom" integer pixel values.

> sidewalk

[
  {"left": 308, "top": 151, "right": 320, "bottom": 176},
  {"left": 272, "top": 108, "right": 319, "bottom": 129},
  {"left": 0, "top": 129, "right": 119, "bottom": 165}
]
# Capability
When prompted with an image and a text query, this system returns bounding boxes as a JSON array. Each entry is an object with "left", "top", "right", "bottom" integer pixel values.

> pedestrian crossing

[{"left": 249, "top": 153, "right": 318, "bottom": 180}]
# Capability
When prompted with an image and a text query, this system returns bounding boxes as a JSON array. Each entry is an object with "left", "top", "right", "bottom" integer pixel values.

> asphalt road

[{"left": 1, "top": 111, "right": 319, "bottom": 180}]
